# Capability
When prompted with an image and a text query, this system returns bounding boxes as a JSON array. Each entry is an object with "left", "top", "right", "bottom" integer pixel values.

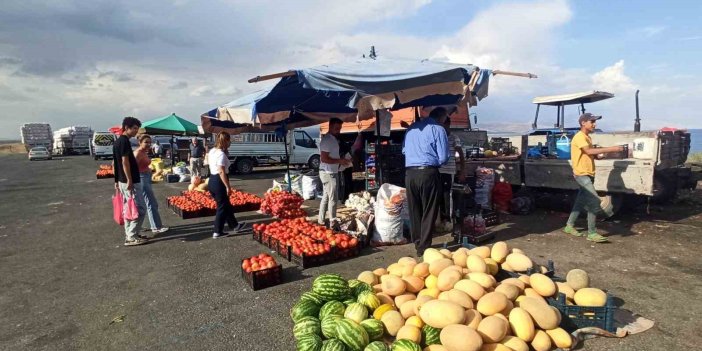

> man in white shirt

[{"left": 318, "top": 118, "right": 351, "bottom": 227}]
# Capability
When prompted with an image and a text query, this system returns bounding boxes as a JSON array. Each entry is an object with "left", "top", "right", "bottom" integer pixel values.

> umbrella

[{"left": 140, "top": 113, "right": 200, "bottom": 136}]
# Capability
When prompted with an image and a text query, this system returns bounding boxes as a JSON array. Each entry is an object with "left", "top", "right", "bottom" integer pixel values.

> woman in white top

[{"left": 208, "top": 132, "right": 247, "bottom": 238}]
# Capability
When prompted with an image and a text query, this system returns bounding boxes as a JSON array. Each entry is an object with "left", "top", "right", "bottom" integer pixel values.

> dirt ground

[{"left": 1, "top": 154, "right": 701, "bottom": 351}]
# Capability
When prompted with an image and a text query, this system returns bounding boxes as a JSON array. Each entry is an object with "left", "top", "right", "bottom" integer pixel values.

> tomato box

[
  {"left": 289, "top": 249, "right": 336, "bottom": 269},
  {"left": 172, "top": 207, "right": 203, "bottom": 220},
  {"left": 240, "top": 262, "right": 283, "bottom": 291}
]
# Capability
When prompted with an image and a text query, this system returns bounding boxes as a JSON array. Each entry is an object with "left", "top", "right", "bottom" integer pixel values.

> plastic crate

[
  {"left": 464, "top": 209, "right": 500, "bottom": 227},
  {"left": 252, "top": 229, "right": 263, "bottom": 244},
  {"left": 290, "top": 248, "right": 336, "bottom": 269},
  {"left": 495, "top": 260, "right": 556, "bottom": 281},
  {"left": 240, "top": 262, "right": 283, "bottom": 291},
  {"left": 547, "top": 292, "right": 617, "bottom": 332},
  {"left": 172, "top": 207, "right": 202, "bottom": 219},
  {"left": 334, "top": 244, "right": 361, "bottom": 261}
]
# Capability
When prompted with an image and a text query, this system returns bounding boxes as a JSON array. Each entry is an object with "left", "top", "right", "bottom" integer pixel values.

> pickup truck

[
  {"left": 463, "top": 91, "right": 694, "bottom": 207},
  {"left": 227, "top": 129, "right": 320, "bottom": 174}
]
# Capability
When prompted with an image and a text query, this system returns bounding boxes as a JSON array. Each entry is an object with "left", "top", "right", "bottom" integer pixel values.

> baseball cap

[{"left": 578, "top": 113, "right": 602, "bottom": 124}]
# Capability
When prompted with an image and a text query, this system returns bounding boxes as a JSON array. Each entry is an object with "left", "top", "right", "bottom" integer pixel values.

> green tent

[{"left": 140, "top": 113, "right": 200, "bottom": 136}]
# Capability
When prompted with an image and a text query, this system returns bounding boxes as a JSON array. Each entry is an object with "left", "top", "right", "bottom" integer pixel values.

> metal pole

[
  {"left": 283, "top": 127, "right": 292, "bottom": 193},
  {"left": 635, "top": 90, "right": 641, "bottom": 132},
  {"left": 375, "top": 110, "right": 382, "bottom": 186}
]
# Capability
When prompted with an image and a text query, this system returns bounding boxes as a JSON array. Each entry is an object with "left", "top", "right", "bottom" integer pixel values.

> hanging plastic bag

[
  {"left": 124, "top": 192, "right": 139, "bottom": 221},
  {"left": 112, "top": 189, "right": 124, "bottom": 225},
  {"left": 492, "top": 182, "right": 513, "bottom": 213}
]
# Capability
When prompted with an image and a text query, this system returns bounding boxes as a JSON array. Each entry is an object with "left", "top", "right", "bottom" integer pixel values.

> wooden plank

[
  {"left": 248, "top": 70, "right": 296, "bottom": 83},
  {"left": 492, "top": 70, "right": 538, "bottom": 79}
]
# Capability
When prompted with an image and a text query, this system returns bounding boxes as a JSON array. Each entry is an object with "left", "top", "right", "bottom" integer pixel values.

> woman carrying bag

[
  {"left": 208, "top": 132, "right": 249, "bottom": 238},
  {"left": 134, "top": 134, "right": 169, "bottom": 235}
]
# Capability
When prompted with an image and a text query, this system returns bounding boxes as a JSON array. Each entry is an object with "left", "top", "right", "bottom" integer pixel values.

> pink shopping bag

[
  {"left": 112, "top": 189, "right": 124, "bottom": 225},
  {"left": 124, "top": 192, "right": 139, "bottom": 221}
]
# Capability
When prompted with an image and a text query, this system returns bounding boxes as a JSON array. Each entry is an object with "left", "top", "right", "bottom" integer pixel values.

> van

[{"left": 91, "top": 132, "right": 116, "bottom": 160}]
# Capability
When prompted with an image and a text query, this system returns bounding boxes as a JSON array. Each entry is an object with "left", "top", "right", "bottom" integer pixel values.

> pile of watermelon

[{"left": 291, "top": 274, "right": 423, "bottom": 351}]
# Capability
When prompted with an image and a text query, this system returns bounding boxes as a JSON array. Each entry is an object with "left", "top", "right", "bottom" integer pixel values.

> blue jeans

[
  {"left": 118, "top": 181, "right": 146, "bottom": 241},
  {"left": 140, "top": 172, "right": 163, "bottom": 230},
  {"left": 566, "top": 175, "right": 613, "bottom": 233}
]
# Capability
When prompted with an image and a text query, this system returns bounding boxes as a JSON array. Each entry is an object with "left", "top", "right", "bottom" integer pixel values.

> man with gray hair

[{"left": 189, "top": 137, "right": 205, "bottom": 178}]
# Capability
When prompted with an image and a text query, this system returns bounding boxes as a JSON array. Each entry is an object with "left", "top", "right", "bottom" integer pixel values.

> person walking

[
  {"left": 437, "top": 116, "right": 465, "bottom": 230},
  {"left": 113, "top": 117, "right": 148, "bottom": 246},
  {"left": 318, "top": 118, "right": 351, "bottom": 228},
  {"left": 189, "top": 137, "right": 205, "bottom": 178},
  {"left": 208, "top": 132, "right": 248, "bottom": 238},
  {"left": 134, "top": 134, "right": 169, "bottom": 235},
  {"left": 152, "top": 140, "right": 161, "bottom": 158},
  {"left": 403, "top": 107, "right": 450, "bottom": 256},
  {"left": 563, "top": 113, "right": 627, "bottom": 243}
]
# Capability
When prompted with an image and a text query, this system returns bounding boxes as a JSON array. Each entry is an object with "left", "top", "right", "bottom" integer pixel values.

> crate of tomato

[
  {"left": 240, "top": 253, "right": 283, "bottom": 291},
  {"left": 167, "top": 195, "right": 204, "bottom": 219}
]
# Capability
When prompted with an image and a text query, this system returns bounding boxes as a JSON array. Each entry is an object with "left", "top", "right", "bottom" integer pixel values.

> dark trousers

[
  {"left": 405, "top": 168, "right": 441, "bottom": 255},
  {"left": 439, "top": 173, "right": 453, "bottom": 221},
  {"left": 339, "top": 168, "right": 354, "bottom": 202},
  {"left": 209, "top": 174, "right": 237, "bottom": 234}
]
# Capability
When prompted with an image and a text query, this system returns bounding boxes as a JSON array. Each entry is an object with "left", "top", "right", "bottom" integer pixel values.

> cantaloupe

[
  {"left": 500, "top": 278, "right": 526, "bottom": 291},
  {"left": 376, "top": 293, "right": 395, "bottom": 306},
  {"left": 530, "top": 330, "right": 552, "bottom": 351},
  {"left": 545, "top": 328, "right": 573, "bottom": 349},
  {"left": 395, "top": 294, "right": 417, "bottom": 308},
  {"left": 566, "top": 269, "right": 590, "bottom": 291},
  {"left": 440, "top": 324, "right": 483, "bottom": 351},
  {"left": 373, "top": 268, "right": 388, "bottom": 277},
  {"left": 470, "top": 246, "right": 492, "bottom": 259},
  {"left": 468, "top": 272, "right": 496, "bottom": 289},
  {"left": 453, "top": 250, "right": 468, "bottom": 268},
  {"left": 418, "top": 288, "right": 440, "bottom": 299},
  {"left": 464, "top": 309, "right": 483, "bottom": 329},
  {"left": 494, "top": 284, "right": 520, "bottom": 301},
  {"left": 438, "top": 269, "right": 463, "bottom": 291},
  {"left": 423, "top": 249, "right": 445, "bottom": 264},
  {"left": 413, "top": 295, "right": 434, "bottom": 316},
  {"left": 399, "top": 257, "right": 418, "bottom": 266},
  {"left": 467, "top": 255, "right": 488, "bottom": 273},
  {"left": 380, "top": 310, "right": 405, "bottom": 336},
  {"left": 440, "top": 249, "right": 453, "bottom": 258},
  {"left": 479, "top": 344, "right": 511, "bottom": 351},
  {"left": 499, "top": 336, "right": 529, "bottom": 351},
  {"left": 518, "top": 297, "right": 560, "bottom": 330},
  {"left": 358, "top": 271, "right": 378, "bottom": 285},
  {"left": 373, "top": 284, "right": 383, "bottom": 293},
  {"left": 556, "top": 282, "right": 575, "bottom": 301},
  {"left": 490, "top": 242, "right": 509, "bottom": 263},
  {"left": 508, "top": 307, "right": 535, "bottom": 342},
  {"left": 438, "top": 289, "right": 474, "bottom": 309},
  {"left": 388, "top": 263, "right": 404, "bottom": 277},
  {"left": 454, "top": 279, "right": 486, "bottom": 301},
  {"left": 403, "top": 276, "right": 425, "bottom": 294},
  {"left": 429, "top": 258, "right": 454, "bottom": 276},
  {"left": 529, "top": 273, "right": 556, "bottom": 297},
  {"left": 418, "top": 300, "right": 466, "bottom": 329},
  {"left": 406, "top": 315, "right": 424, "bottom": 328},
  {"left": 396, "top": 325, "right": 422, "bottom": 344},
  {"left": 476, "top": 292, "right": 509, "bottom": 316},
  {"left": 574, "top": 287, "right": 607, "bottom": 307},
  {"left": 413, "top": 263, "right": 430, "bottom": 278},
  {"left": 402, "top": 263, "right": 417, "bottom": 277},
  {"left": 505, "top": 253, "right": 533, "bottom": 272},
  {"left": 400, "top": 299, "right": 417, "bottom": 318},
  {"left": 477, "top": 316, "right": 508, "bottom": 343},
  {"left": 382, "top": 275, "right": 407, "bottom": 296},
  {"left": 373, "top": 303, "right": 396, "bottom": 320}
]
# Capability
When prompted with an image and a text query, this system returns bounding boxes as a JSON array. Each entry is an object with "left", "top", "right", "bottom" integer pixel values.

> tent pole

[
  {"left": 283, "top": 126, "right": 292, "bottom": 193},
  {"left": 375, "top": 110, "right": 382, "bottom": 186}
]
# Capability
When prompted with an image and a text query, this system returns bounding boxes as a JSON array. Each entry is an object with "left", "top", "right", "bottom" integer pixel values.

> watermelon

[
  {"left": 293, "top": 316, "right": 321, "bottom": 339},
  {"left": 300, "top": 291, "right": 326, "bottom": 305},
  {"left": 421, "top": 325, "right": 441, "bottom": 347},
  {"left": 359, "top": 319, "right": 384, "bottom": 341},
  {"left": 390, "top": 339, "right": 421, "bottom": 351},
  {"left": 348, "top": 279, "right": 363, "bottom": 289},
  {"left": 356, "top": 291, "right": 381, "bottom": 311},
  {"left": 364, "top": 341, "right": 390, "bottom": 351},
  {"left": 344, "top": 303, "right": 369, "bottom": 324},
  {"left": 320, "top": 300, "right": 346, "bottom": 319},
  {"left": 297, "top": 334, "right": 323, "bottom": 351},
  {"left": 313, "top": 274, "right": 350, "bottom": 301},
  {"left": 343, "top": 298, "right": 357, "bottom": 306},
  {"left": 352, "top": 281, "right": 373, "bottom": 297},
  {"left": 291, "top": 299, "right": 321, "bottom": 323},
  {"left": 336, "top": 318, "right": 370, "bottom": 351},
  {"left": 321, "top": 315, "right": 343, "bottom": 339},
  {"left": 321, "top": 338, "right": 347, "bottom": 351}
]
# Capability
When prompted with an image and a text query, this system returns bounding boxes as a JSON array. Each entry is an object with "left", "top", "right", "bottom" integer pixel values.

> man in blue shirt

[{"left": 403, "top": 107, "right": 450, "bottom": 256}]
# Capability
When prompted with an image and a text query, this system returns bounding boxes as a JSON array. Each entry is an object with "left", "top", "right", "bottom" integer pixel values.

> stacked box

[
  {"left": 53, "top": 126, "right": 93, "bottom": 152},
  {"left": 20, "top": 123, "right": 53, "bottom": 151}
]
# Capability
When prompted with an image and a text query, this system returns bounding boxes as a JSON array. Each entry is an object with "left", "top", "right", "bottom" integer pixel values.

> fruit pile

[
  {"left": 183, "top": 190, "right": 217, "bottom": 209},
  {"left": 229, "top": 189, "right": 263, "bottom": 207},
  {"left": 292, "top": 242, "right": 614, "bottom": 351},
  {"left": 181, "top": 189, "right": 262, "bottom": 211},
  {"left": 167, "top": 195, "right": 203, "bottom": 213},
  {"left": 260, "top": 190, "right": 305, "bottom": 219},
  {"left": 241, "top": 253, "right": 278, "bottom": 273},
  {"left": 96, "top": 165, "right": 114, "bottom": 178},
  {"left": 254, "top": 218, "right": 358, "bottom": 257}
]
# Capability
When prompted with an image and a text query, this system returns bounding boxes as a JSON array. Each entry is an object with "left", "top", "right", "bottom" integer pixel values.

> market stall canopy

[
  {"left": 249, "top": 58, "right": 498, "bottom": 125},
  {"left": 140, "top": 113, "right": 200, "bottom": 136},
  {"left": 108, "top": 125, "right": 122, "bottom": 136},
  {"left": 533, "top": 91, "right": 614, "bottom": 106}
]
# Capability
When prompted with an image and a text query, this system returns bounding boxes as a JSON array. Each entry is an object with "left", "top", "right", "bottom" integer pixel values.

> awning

[
  {"left": 532, "top": 91, "right": 615, "bottom": 105},
  {"left": 140, "top": 113, "right": 200, "bottom": 136}
]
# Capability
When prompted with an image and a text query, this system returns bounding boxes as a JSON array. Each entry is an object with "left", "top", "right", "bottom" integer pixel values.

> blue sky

[{"left": 0, "top": 0, "right": 699, "bottom": 138}]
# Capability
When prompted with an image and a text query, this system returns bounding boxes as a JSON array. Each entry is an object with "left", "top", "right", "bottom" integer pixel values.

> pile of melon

[{"left": 292, "top": 242, "right": 609, "bottom": 351}]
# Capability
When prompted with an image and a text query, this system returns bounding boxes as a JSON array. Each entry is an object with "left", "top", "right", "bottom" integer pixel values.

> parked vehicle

[
  {"left": 464, "top": 90, "right": 694, "bottom": 206},
  {"left": 28, "top": 146, "right": 52, "bottom": 161},
  {"left": 91, "top": 132, "right": 116, "bottom": 160},
  {"left": 226, "top": 130, "right": 320, "bottom": 174},
  {"left": 20, "top": 123, "right": 53, "bottom": 153},
  {"left": 53, "top": 126, "right": 93, "bottom": 155}
]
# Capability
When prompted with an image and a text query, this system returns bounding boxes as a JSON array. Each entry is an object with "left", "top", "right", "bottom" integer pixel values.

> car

[{"left": 28, "top": 146, "right": 52, "bottom": 161}]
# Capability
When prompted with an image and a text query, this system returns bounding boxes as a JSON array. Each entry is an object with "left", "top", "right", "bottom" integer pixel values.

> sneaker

[
  {"left": 152, "top": 227, "right": 170, "bottom": 236},
  {"left": 231, "top": 223, "right": 251, "bottom": 234},
  {"left": 212, "top": 233, "right": 221, "bottom": 239},
  {"left": 135, "top": 234, "right": 150, "bottom": 240},
  {"left": 563, "top": 226, "right": 584, "bottom": 237},
  {"left": 124, "top": 238, "right": 148, "bottom": 246},
  {"left": 587, "top": 232, "right": 609, "bottom": 243}
]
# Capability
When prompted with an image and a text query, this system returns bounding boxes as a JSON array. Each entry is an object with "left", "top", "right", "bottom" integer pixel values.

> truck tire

[
  {"left": 236, "top": 158, "right": 254, "bottom": 174},
  {"left": 651, "top": 174, "right": 677, "bottom": 203},
  {"left": 308, "top": 155, "right": 320, "bottom": 170}
]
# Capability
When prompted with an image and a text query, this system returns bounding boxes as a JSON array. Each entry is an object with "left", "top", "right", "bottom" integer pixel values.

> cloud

[
  {"left": 632, "top": 25, "right": 666, "bottom": 37},
  {"left": 675, "top": 35, "right": 702, "bottom": 41},
  {"left": 190, "top": 86, "right": 243, "bottom": 98},
  {"left": 592, "top": 60, "right": 637, "bottom": 93},
  {"left": 169, "top": 81, "right": 188, "bottom": 90}
]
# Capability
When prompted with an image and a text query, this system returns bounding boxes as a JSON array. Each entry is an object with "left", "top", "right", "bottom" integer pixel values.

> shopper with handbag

[
  {"left": 134, "top": 134, "right": 169, "bottom": 236},
  {"left": 113, "top": 117, "right": 148, "bottom": 246}
]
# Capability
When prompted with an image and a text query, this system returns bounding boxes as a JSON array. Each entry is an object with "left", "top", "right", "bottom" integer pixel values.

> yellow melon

[
  {"left": 470, "top": 246, "right": 492, "bottom": 259},
  {"left": 517, "top": 274, "right": 530, "bottom": 287},
  {"left": 556, "top": 282, "right": 575, "bottom": 301},
  {"left": 388, "top": 263, "right": 404, "bottom": 277},
  {"left": 453, "top": 249, "right": 469, "bottom": 268},
  {"left": 437, "top": 268, "right": 463, "bottom": 291},
  {"left": 429, "top": 258, "right": 454, "bottom": 276},
  {"left": 468, "top": 272, "right": 496, "bottom": 289},
  {"left": 529, "top": 273, "right": 556, "bottom": 297},
  {"left": 490, "top": 241, "right": 509, "bottom": 263},
  {"left": 425, "top": 275, "right": 439, "bottom": 289},
  {"left": 373, "top": 268, "right": 388, "bottom": 277},
  {"left": 413, "top": 262, "right": 430, "bottom": 278},
  {"left": 518, "top": 297, "right": 560, "bottom": 330},
  {"left": 505, "top": 253, "right": 533, "bottom": 272},
  {"left": 406, "top": 315, "right": 424, "bottom": 328},
  {"left": 494, "top": 283, "right": 520, "bottom": 301},
  {"left": 499, "top": 335, "right": 529, "bottom": 351},
  {"left": 476, "top": 292, "right": 509, "bottom": 316},
  {"left": 499, "top": 299, "right": 514, "bottom": 316},
  {"left": 382, "top": 275, "right": 407, "bottom": 296},
  {"left": 373, "top": 303, "right": 395, "bottom": 320},
  {"left": 418, "top": 288, "right": 440, "bottom": 299},
  {"left": 464, "top": 309, "right": 483, "bottom": 329},
  {"left": 454, "top": 279, "right": 486, "bottom": 301},
  {"left": 423, "top": 248, "right": 445, "bottom": 264},
  {"left": 440, "top": 324, "right": 483, "bottom": 351},
  {"left": 467, "top": 255, "right": 488, "bottom": 273},
  {"left": 438, "top": 289, "right": 474, "bottom": 309},
  {"left": 479, "top": 344, "right": 511, "bottom": 351},
  {"left": 500, "top": 278, "right": 526, "bottom": 291},
  {"left": 440, "top": 248, "right": 453, "bottom": 258},
  {"left": 566, "top": 269, "right": 590, "bottom": 291},
  {"left": 402, "top": 263, "right": 417, "bottom": 277},
  {"left": 357, "top": 271, "right": 378, "bottom": 285},
  {"left": 394, "top": 293, "right": 417, "bottom": 309},
  {"left": 396, "top": 325, "right": 422, "bottom": 344},
  {"left": 403, "top": 276, "right": 425, "bottom": 294},
  {"left": 399, "top": 257, "right": 418, "bottom": 266},
  {"left": 545, "top": 328, "right": 573, "bottom": 349},
  {"left": 483, "top": 258, "right": 499, "bottom": 276},
  {"left": 418, "top": 300, "right": 466, "bottom": 329},
  {"left": 380, "top": 310, "right": 405, "bottom": 336},
  {"left": 500, "top": 262, "right": 514, "bottom": 272},
  {"left": 523, "top": 288, "right": 547, "bottom": 304},
  {"left": 574, "top": 287, "right": 607, "bottom": 307},
  {"left": 477, "top": 316, "right": 508, "bottom": 343},
  {"left": 508, "top": 307, "right": 535, "bottom": 342},
  {"left": 376, "top": 293, "right": 395, "bottom": 306},
  {"left": 530, "top": 330, "right": 552, "bottom": 351},
  {"left": 400, "top": 299, "right": 418, "bottom": 319},
  {"left": 413, "top": 295, "right": 434, "bottom": 316}
]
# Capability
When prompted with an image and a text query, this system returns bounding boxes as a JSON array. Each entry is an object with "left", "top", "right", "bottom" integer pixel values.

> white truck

[
  {"left": 91, "top": 132, "right": 116, "bottom": 160},
  {"left": 20, "top": 123, "right": 53, "bottom": 152},
  {"left": 226, "top": 129, "right": 320, "bottom": 174}
]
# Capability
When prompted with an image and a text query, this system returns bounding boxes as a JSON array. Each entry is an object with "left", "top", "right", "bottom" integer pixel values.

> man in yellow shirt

[{"left": 563, "top": 113, "right": 626, "bottom": 242}]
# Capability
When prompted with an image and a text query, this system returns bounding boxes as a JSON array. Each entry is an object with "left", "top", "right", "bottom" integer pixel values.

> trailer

[
  {"left": 20, "top": 123, "right": 53, "bottom": 153},
  {"left": 464, "top": 91, "right": 694, "bottom": 206}
]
